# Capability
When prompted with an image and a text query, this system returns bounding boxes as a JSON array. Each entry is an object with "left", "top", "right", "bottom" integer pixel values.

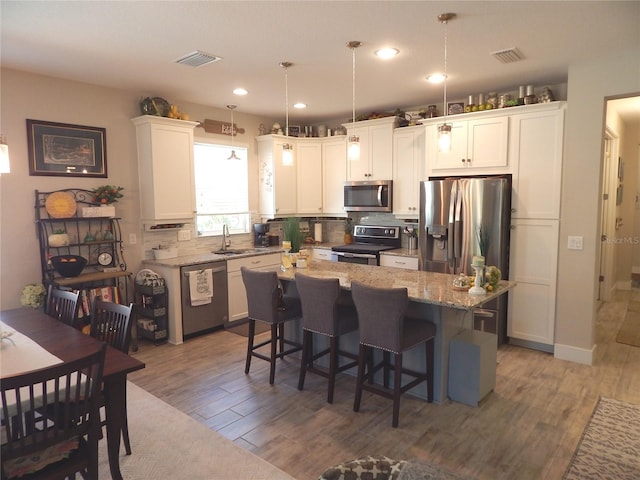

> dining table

[{"left": 0, "top": 307, "right": 145, "bottom": 480}]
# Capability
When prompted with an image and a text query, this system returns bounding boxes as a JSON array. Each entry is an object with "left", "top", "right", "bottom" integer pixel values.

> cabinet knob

[
  {"left": 510, "top": 225, "right": 516, "bottom": 230},
  {"left": 511, "top": 208, "right": 516, "bottom": 213}
]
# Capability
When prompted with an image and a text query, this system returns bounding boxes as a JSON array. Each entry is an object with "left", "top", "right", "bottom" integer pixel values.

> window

[{"left": 194, "top": 142, "right": 250, "bottom": 236}]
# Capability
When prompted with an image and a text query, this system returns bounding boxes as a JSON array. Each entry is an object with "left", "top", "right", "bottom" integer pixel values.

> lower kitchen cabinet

[
  {"left": 380, "top": 254, "right": 419, "bottom": 270},
  {"left": 227, "top": 253, "right": 282, "bottom": 324},
  {"left": 507, "top": 218, "right": 559, "bottom": 351}
]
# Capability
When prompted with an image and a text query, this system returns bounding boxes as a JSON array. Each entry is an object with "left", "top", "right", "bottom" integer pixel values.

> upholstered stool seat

[
  {"left": 351, "top": 281, "right": 436, "bottom": 428},
  {"left": 241, "top": 267, "right": 302, "bottom": 385},
  {"left": 295, "top": 272, "right": 359, "bottom": 403}
]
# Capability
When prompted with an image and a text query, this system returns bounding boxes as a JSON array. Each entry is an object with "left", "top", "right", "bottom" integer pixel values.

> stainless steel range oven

[{"left": 331, "top": 225, "right": 401, "bottom": 265}]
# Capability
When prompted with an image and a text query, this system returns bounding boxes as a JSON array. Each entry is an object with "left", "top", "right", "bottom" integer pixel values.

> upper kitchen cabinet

[
  {"left": 322, "top": 137, "right": 347, "bottom": 215},
  {"left": 424, "top": 114, "right": 508, "bottom": 174},
  {"left": 393, "top": 125, "right": 425, "bottom": 217},
  {"left": 509, "top": 102, "right": 566, "bottom": 220},
  {"left": 344, "top": 116, "right": 396, "bottom": 181},
  {"left": 296, "top": 139, "right": 323, "bottom": 215},
  {"left": 257, "top": 135, "right": 297, "bottom": 218},
  {"left": 131, "top": 116, "right": 199, "bottom": 225}
]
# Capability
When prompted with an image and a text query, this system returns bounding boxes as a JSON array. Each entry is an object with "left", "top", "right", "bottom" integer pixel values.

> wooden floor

[{"left": 128, "top": 289, "right": 640, "bottom": 480}]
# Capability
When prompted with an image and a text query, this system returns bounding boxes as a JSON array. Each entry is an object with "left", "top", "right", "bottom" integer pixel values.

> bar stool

[
  {"left": 241, "top": 267, "right": 302, "bottom": 385},
  {"left": 351, "top": 281, "right": 436, "bottom": 428},
  {"left": 295, "top": 272, "right": 359, "bottom": 403}
]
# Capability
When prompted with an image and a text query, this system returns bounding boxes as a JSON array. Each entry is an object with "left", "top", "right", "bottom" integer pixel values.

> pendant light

[
  {"left": 347, "top": 41, "right": 362, "bottom": 162},
  {"left": 280, "top": 61, "right": 294, "bottom": 166},
  {"left": 0, "top": 135, "right": 10, "bottom": 175},
  {"left": 437, "top": 13, "right": 456, "bottom": 153},
  {"left": 226, "top": 105, "right": 240, "bottom": 160}
]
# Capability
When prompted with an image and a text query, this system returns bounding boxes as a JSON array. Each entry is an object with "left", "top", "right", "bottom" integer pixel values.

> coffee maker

[{"left": 253, "top": 223, "right": 270, "bottom": 247}]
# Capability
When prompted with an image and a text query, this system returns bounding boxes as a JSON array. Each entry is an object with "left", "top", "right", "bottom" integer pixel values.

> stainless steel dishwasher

[{"left": 180, "top": 262, "right": 228, "bottom": 338}]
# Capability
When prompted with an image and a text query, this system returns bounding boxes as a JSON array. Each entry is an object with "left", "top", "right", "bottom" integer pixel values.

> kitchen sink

[{"left": 211, "top": 248, "right": 268, "bottom": 256}]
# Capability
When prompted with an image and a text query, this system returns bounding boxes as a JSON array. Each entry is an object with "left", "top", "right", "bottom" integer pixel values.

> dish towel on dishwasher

[{"left": 188, "top": 269, "right": 214, "bottom": 306}]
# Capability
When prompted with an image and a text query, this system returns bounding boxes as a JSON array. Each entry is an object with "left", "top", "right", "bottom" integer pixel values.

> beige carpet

[
  {"left": 616, "top": 305, "right": 640, "bottom": 347},
  {"left": 98, "top": 382, "right": 295, "bottom": 480},
  {"left": 563, "top": 397, "right": 640, "bottom": 479}
]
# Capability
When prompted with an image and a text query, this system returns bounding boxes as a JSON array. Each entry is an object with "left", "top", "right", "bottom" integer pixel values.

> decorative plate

[{"left": 45, "top": 191, "right": 77, "bottom": 218}]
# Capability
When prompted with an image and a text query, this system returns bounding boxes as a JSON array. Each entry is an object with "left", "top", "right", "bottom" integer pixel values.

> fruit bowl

[{"left": 50, "top": 255, "right": 87, "bottom": 277}]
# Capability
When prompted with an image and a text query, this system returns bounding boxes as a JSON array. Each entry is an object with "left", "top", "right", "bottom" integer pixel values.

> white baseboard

[{"left": 554, "top": 342, "right": 594, "bottom": 365}]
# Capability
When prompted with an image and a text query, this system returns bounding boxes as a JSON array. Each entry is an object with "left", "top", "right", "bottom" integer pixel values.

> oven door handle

[{"left": 333, "top": 251, "right": 377, "bottom": 259}]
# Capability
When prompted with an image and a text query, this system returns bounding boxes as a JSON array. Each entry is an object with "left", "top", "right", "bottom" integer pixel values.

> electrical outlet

[
  {"left": 178, "top": 229, "right": 191, "bottom": 241},
  {"left": 567, "top": 235, "right": 583, "bottom": 250},
  {"left": 129, "top": 233, "right": 137, "bottom": 245}
]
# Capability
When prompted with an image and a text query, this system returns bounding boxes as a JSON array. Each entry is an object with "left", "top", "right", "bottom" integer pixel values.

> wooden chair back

[
  {"left": 0, "top": 344, "right": 107, "bottom": 480},
  {"left": 90, "top": 300, "right": 134, "bottom": 354},
  {"left": 45, "top": 285, "right": 79, "bottom": 327}
]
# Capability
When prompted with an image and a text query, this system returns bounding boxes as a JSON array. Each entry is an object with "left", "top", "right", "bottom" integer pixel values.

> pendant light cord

[
  {"left": 352, "top": 45, "right": 356, "bottom": 124},
  {"left": 285, "top": 67, "right": 289, "bottom": 136},
  {"left": 443, "top": 17, "right": 448, "bottom": 121}
]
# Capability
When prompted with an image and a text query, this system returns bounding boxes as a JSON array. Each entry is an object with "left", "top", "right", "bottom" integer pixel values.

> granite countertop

[
  {"left": 142, "top": 246, "right": 283, "bottom": 268},
  {"left": 278, "top": 259, "right": 515, "bottom": 311}
]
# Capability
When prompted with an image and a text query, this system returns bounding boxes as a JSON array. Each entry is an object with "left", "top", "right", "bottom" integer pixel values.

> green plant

[
  {"left": 92, "top": 185, "right": 124, "bottom": 205},
  {"left": 52, "top": 228, "right": 66, "bottom": 234},
  {"left": 283, "top": 217, "right": 303, "bottom": 253},
  {"left": 476, "top": 225, "right": 489, "bottom": 257}
]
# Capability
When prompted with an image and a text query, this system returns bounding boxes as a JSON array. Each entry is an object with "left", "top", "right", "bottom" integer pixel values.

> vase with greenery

[
  {"left": 92, "top": 185, "right": 124, "bottom": 205},
  {"left": 48, "top": 228, "right": 69, "bottom": 247},
  {"left": 344, "top": 217, "right": 354, "bottom": 244},
  {"left": 283, "top": 217, "right": 303, "bottom": 253},
  {"left": 21, "top": 284, "right": 46, "bottom": 309}
]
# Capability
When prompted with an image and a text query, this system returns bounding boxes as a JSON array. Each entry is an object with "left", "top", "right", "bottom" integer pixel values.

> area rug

[
  {"left": 98, "top": 382, "right": 295, "bottom": 480},
  {"left": 616, "top": 308, "right": 640, "bottom": 347},
  {"left": 563, "top": 397, "right": 640, "bottom": 479}
]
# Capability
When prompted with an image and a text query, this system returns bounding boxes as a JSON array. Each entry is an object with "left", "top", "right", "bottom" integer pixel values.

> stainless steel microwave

[{"left": 344, "top": 180, "right": 393, "bottom": 212}]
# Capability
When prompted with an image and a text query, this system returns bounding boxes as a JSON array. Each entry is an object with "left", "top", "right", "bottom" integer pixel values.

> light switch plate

[
  {"left": 568, "top": 235, "right": 583, "bottom": 250},
  {"left": 178, "top": 229, "right": 191, "bottom": 241}
]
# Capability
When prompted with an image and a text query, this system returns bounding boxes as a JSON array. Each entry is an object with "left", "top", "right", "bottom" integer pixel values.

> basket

[{"left": 50, "top": 255, "right": 87, "bottom": 277}]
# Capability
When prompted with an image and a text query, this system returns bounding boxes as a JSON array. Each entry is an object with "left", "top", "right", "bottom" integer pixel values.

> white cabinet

[
  {"left": 507, "top": 219, "right": 559, "bottom": 349},
  {"left": 296, "top": 140, "right": 323, "bottom": 215},
  {"left": 257, "top": 136, "right": 297, "bottom": 218},
  {"left": 425, "top": 115, "right": 508, "bottom": 174},
  {"left": 131, "top": 115, "right": 199, "bottom": 223},
  {"left": 380, "top": 254, "right": 419, "bottom": 270},
  {"left": 510, "top": 104, "right": 565, "bottom": 219},
  {"left": 322, "top": 137, "right": 347, "bottom": 215},
  {"left": 344, "top": 117, "right": 396, "bottom": 180},
  {"left": 227, "top": 253, "right": 281, "bottom": 324},
  {"left": 393, "top": 126, "right": 425, "bottom": 217}
]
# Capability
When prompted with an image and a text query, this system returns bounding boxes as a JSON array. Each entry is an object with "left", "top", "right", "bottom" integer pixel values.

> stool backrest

[
  {"left": 295, "top": 272, "right": 341, "bottom": 336},
  {"left": 351, "top": 281, "right": 408, "bottom": 352},
  {"left": 241, "top": 267, "right": 281, "bottom": 324}
]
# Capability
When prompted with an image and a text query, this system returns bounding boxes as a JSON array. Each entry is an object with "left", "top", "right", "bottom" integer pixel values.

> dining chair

[
  {"left": 295, "top": 272, "right": 359, "bottom": 403},
  {"left": 350, "top": 281, "right": 436, "bottom": 428},
  {"left": 45, "top": 285, "right": 79, "bottom": 327},
  {"left": 241, "top": 267, "right": 302, "bottom": 385},
  {"left": 90, "top": 300, "right": 134, "bottom": 455},
  {"left": 1, "top": 344, "right": 107, "bottom": 480}
]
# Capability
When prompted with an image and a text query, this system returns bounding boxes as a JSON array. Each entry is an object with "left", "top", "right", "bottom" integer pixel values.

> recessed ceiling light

[
  {"left": 375, "top": 47, "right": 399, "bottom": 59},
  {"left": 233, "top": 88, "right": 248, "bottom": 96},
  {"left": 426, "top": 73, "right": 447, "bottom": 84},
  {"left": 293, "top": 103, "right": 306, "bottom": 109}
]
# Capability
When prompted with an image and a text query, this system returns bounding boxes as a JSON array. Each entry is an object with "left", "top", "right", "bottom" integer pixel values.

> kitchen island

[{"left": 278, "top": 259, "right": 515, "bottom": 403}]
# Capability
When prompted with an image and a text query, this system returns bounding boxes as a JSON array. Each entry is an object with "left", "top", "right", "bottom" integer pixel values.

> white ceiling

[{"left": 2, "top": 1, "right": 639, "bottom": 123}]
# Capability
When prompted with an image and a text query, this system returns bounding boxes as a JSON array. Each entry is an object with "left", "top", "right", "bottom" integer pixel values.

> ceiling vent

[
  {"left": 491, "top": 47, "right": 523, "bottom": 64},
  {"left": 175, "top": 51, "right": 222, "bottom": 68}
]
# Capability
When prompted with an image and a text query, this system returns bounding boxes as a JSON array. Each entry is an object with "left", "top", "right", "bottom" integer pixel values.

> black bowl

[{"left": 51, "top": 255, "right": 87, "bottom": 277}]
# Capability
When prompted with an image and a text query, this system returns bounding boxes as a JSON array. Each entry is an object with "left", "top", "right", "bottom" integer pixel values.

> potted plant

[
  {"left": 344, "top": 217, "right": 354, "bottom": 244},
  {"left": 48, "top": 228, "right": 69, "bottom": 247}
]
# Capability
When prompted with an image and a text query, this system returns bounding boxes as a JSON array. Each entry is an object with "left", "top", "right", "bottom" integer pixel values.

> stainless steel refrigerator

[{"left": 419, "top": 176, "right": 511, "bottom": 343}]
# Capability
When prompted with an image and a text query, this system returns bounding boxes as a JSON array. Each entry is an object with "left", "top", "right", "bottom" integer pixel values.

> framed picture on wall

[{"left": 26, "top": 119, "right": 107, "bottom": 177}]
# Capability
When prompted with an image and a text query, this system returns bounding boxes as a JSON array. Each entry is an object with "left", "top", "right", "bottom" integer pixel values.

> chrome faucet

[{"left": 221, "top": 224, "right": 231, "bottom": 251}]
